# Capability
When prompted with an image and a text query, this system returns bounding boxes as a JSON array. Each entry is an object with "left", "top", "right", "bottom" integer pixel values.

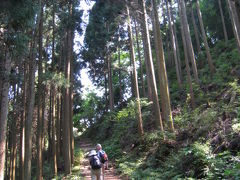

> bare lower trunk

[
  {"left": 134, "top": 19, "right": 146, "bottom": 98},
  {"left": 165, "top": 0, "right": 182, "bottom": 88},
  {"left": 19, "top": 61, "right": 27, "bottom": 180},
  {"left": 52, "top": 4, "right": 58, "bottom": 174},
  {"left": 118, "top": 46, "right": 123, "bottom": 104},
  {"left": 170, "top": 1, "right": 182, "bottom": 78},
  {"left": 10, "top": 85, "right": 17, "bottom": 180},
  {"left": 196, "top": 0, "right": 215, "bottom": 74},
  {"left": 179, "top": 0, "right": 200, "bottom": 84},
  {"left": 218, "top": 0, "right": 228, "bottom": 42},
  {"left": 108, "top": 56, "right": 114, "bottom": 111},
  {"left": 63, "top": 10, "right": 72, "bottom": 172},
  {"left": 56, "top": 89, "right": 61, "bottom": 160},
  {"left": 52, "top": 88, "right": 57, "bottom": 175},
  {"left": 126, "top": 2, "right": 144, "bottom": 136},
  {"left": 227, "top": 0, "right": 240, "bottom": 53},
  {"left": 24, "top": 47, "right": 36, "bottom": 180},
  {"left": 152, "top": 0, "right": 174, "bottom": 132},
  {"left": 37, "top": 1, "right": 44, "bottom": 179},
  {"left": 0, "top": 48, "right": 11, "bottom": 180},
  {"left": 190, "top": 2, "right": 201, "bottom": 53},
  {"left": 179, "top": 6, "right": 196, "bottom": 108},
  {"left": 69, "top": 30, "right": 74, "bottom": 165},
  {"left": 139, "top": 0, "right": 164, "bottom": 132}
]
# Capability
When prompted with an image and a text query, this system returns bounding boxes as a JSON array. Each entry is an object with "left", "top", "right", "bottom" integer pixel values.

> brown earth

[{"left": 77, "top": 139, "right": 122, "bottom": 180}]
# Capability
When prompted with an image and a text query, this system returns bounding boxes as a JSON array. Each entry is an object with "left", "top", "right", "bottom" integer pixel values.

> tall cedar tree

[
  {"left": 152, "top": 0, "right": 174, "bottom": 131},
  {"left": 126, "top": 2, "right": 144, "bottom": 136},
  {"left": 138, "top": 0, "right": 164, "bottom": 132}
]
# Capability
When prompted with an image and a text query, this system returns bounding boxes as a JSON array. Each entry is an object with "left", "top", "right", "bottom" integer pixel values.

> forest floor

[{"left": 76, "top": 138, "right": 122, "bottom": 180}]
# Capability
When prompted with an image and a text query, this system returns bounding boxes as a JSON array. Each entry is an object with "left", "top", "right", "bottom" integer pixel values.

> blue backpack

[
  {"left": 90, "top": 155, "right": 101, "bottom": 169},
  {"left": 98, "top": 150, "right": 108, "bottom": 163}
]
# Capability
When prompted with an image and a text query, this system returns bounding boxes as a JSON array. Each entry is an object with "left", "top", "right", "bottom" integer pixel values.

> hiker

[
  {"left": 96, "top": 143, "right": 108, "bottom": 179},
  {"left": 88, "top": 150, "right": 102, "bottom": 180}
]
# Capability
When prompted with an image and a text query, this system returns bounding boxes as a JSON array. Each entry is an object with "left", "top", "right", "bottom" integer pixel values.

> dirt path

[{"left": 77, "top": 139, "right": 122, "bottom": 180}]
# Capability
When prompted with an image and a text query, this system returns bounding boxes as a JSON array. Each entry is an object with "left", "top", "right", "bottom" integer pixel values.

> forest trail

[{"left": 76, "top": 139, "right": 122, "bottom": 180}]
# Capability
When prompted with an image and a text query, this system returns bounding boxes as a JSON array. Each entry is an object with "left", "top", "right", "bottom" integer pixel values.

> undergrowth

[{"left": 81, "top": 40, "right": 240, "bottom": 179}]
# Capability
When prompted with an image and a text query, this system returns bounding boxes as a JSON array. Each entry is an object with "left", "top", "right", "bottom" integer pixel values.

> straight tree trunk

[
  {"left": 104, "top": 74, "right": 108, "bottom": 112},
  {"left": 48, "top": 90, "right": 52, "bottom": 162},
  {"left": 10, "top": 85, "right": 17, "bottom": 180},
  {"left": 165, "top": 0, "right": 182, "bottom": 88},
  {"left": 19, "top": 60, "right": 27, "bottom": 180},
  {"left": 134, "top": 19, "right": 146, "bottom": 98},
  {"left": 51, "top": 3, "right": 58, "bottom": 174},
  {"left": 170, "top": 1, "right": 182, "bottom": 77},
  {"left": 56, "top": 89, "right": 61, "bottom": 160},
  {"left": 24, "top": 37, "right": 37, "bottom": 180},
  {"left": 179, "top": 0, "right": 200, "bottom": 84},
  {"left": 152, "top": 0, "right": 174, "bottom": 132},
  {"left": 63, "top": 4, "right": 73, "bottom": 172},
  {"left": 227, "top": 0, "right": 240, "bottom": 53},
  {"left": 190, "top": 2, "right": 201, "bottom": 53},
  {"left": 0, "top": 48, "right": 11, "bottom": 180},
  {"left": 141, "top": 29, "right": 153, "bottom": 101},
  {"left": 179, "top": 4, "right": 196, "bottom": 108},
  {"left": 118, "top": 46, "right": 123, "bottom": 104},
  {"left": 218, "top": 0, "right": 228, "bottom": 42},
  {"left": 69, "top": 30, "right": 74, "bottom": 166},
  {"left": 0, "top": 64, "right": 2, "bottom": 112},
  {"left": 196, "top": 0, "right": 215, "bottom": 74},
  {"left": 126, "top": 2, "right": 144, "bottom": 136},
  {"left": 138, "top": 0, "right": 164, "bottom": 132},
  {"left": 163, "top": 8, "right": 173, "bottom": 67},
  {"left": 36, "top": 1, "right": 44, "bottom": 179},
  {"left": 108, "top": 56, "right": 114, "bottom": 111},
  {"left": 52, "top": 88, "right": 57, "bottom": 175}
]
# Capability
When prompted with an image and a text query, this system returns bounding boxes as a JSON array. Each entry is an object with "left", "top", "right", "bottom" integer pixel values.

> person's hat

[
  {"left": 96, "top": 143, "right": 102, "bottom": 149},
  {"left": 88, "top": 150, "right": 97, "bottom": 156}
]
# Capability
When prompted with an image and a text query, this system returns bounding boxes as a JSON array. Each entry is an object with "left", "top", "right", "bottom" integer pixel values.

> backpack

[
  {"left": 99, "top": 150, "right": 108, "bottom": 163},
  {"left": 90, "top": 155, "right": 101, "bottom": 170}
]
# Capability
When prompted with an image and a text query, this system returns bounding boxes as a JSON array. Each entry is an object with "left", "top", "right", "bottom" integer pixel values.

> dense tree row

[
  {"left": 82, "top": 0, "right": 240, "bottom": 137},
  {"left": 0, "top": 0, "right": 82, "bottom": 179},
  {"left": 0, "top": 0, "right": 240, "bottom": 178}
]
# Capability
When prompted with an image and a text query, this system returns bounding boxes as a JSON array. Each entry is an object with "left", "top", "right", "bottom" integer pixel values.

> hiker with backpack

[
  {"left": 88, "top": 150, "right": 102, "bottom": 180},
  {"left": 96, "top": 143, "right": 108, "bottom": 179}
]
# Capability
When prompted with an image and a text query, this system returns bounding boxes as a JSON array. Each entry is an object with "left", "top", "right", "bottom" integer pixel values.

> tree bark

[
  {"left": 179, "top": 0, "right": 200, "bottom": 84},
  {"left": 134, "top": 19, "right": 146, "bottom": 98},
  {"left": 0, "top": 48, "right": 11, "bottom": 180},
  {"left": 10, "top": 85, "right": 17, "bottom": 180},
  {"left": 108, "top": 55, "right": 114, "bottom": 111},
  {"left": 141, "top": 28, "right": 153, "bottom": 102},
  {"left": 51, "top": 2, "right": 58, "bottom": 174},
  {"left": 63, "top": 3, "right": 73, "bottom": 172},
  {"left": 190, "top": 2, "right": 201, "bottom": 54},
  {"left": 69, "top": 42, "right": 74, "bottom": 166},
  {"left": 218, "top": 0, "right": 228, "bottom": 42},
  {"left": 170, "top": 1, "right": 182, "bottom": 77},
  {"left": 179, "top": 3, "right": 196, "bottom": 109},
  {"left": 126, "top": 2, "right": 144, "bottom": 136},
  {"left": 24, "top": 38, "right": 36, "bottom": 180},
  {"left": 19, "top": 60, "right": 27, "bottom": 180},
  {"left": 118, "top": 46, "right": 123, "bottom": 104},
  {"left": 165, "top": 0, "right": 182, "bottom": 88},
  {"left": 138, "top": 0, "right": 164, "bottom": 132},
  {"left": 56, "top": 88, "right": 61, "bottom": 161},
  {"left": 52, "top": 87, "right": 57, "bottom": 175},
  {"left": 196, "top": 0, "right": 215, "bottom": 74},
  {"left": 152, "top": 0, "right": 174, "bottom": 132},
  {"left": 227, "top": 0, "right": 240, "bottom": 53},
  {"left": 36, "top": 1, "right": 44, "bottom": 179}
]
